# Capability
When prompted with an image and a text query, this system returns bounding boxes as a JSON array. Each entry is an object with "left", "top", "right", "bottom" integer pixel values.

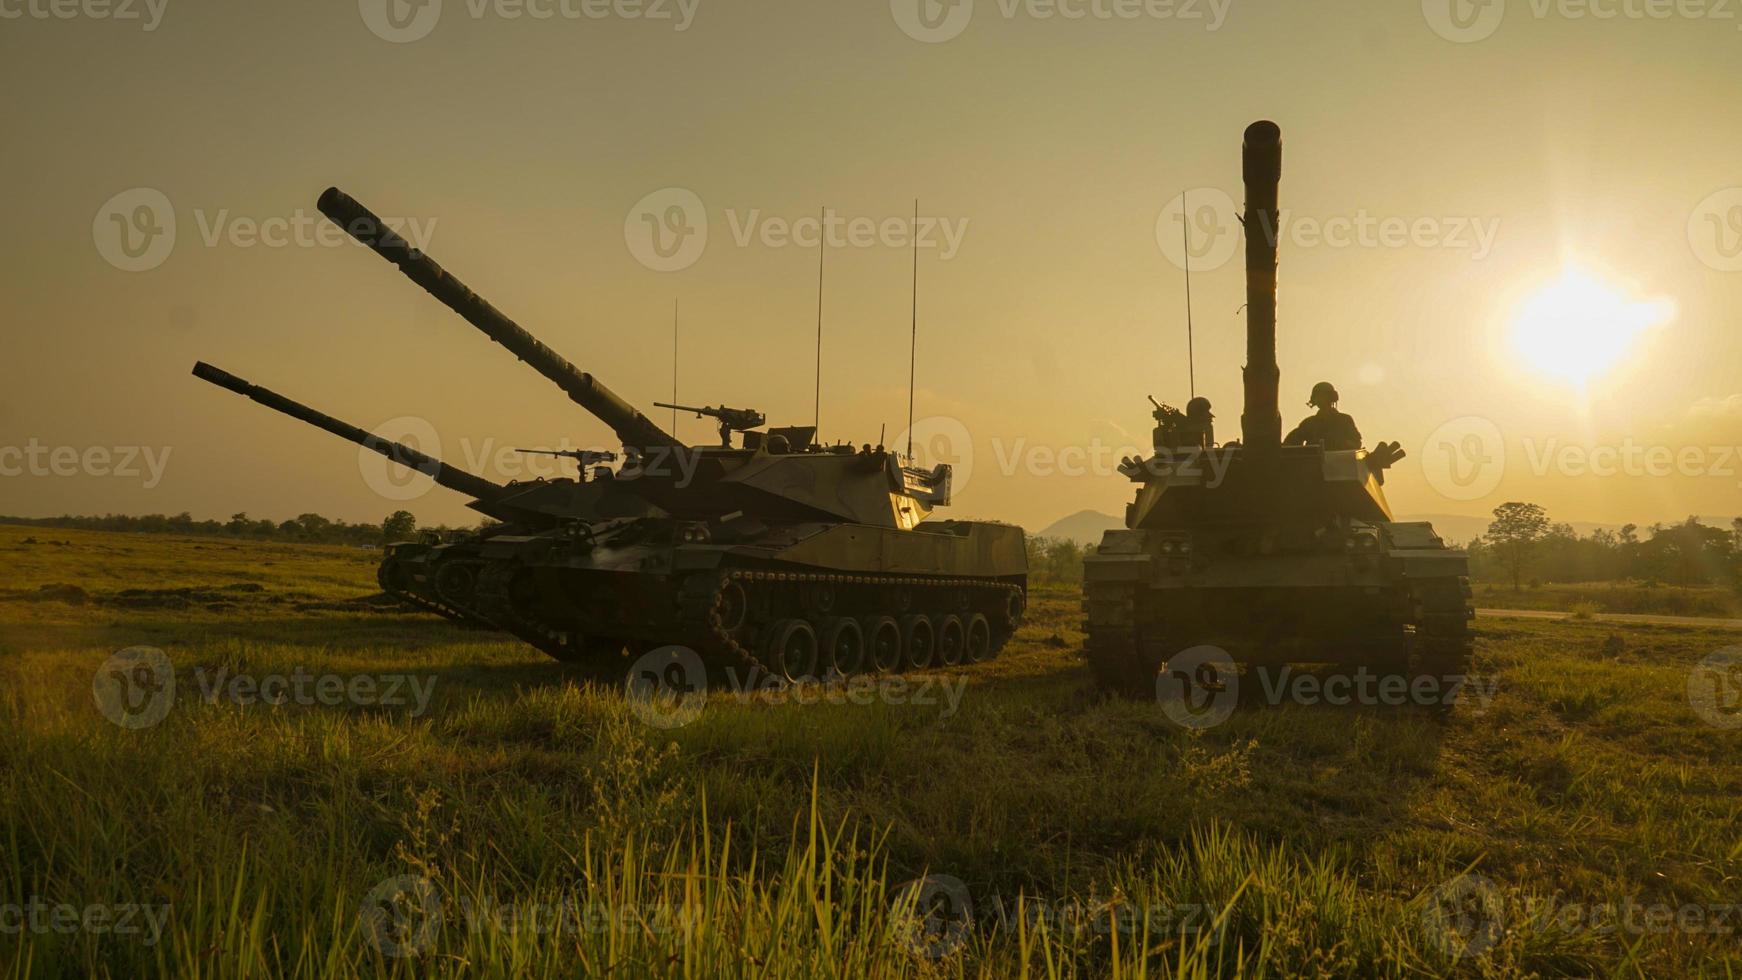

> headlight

[{"left": 680, "top": 524, "right": 711, "bottom": 544}]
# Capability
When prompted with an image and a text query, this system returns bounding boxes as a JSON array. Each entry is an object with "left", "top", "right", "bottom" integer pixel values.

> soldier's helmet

[
  {"left": 1308, "top": 382, "right": 1339, "bottom": 408},
  {"left": 1186, "top": 396, "right": 1213, "bottom": 418}
]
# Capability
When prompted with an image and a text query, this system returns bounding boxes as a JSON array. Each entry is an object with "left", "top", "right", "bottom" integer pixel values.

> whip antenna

[
  {"left": 814, "top": 204, "right": 825, "bottom": 439},
  {"left": 671, "top": 298, "right": 679, "bottom": 435},
  {"left": 1182, "top": 189, "right": 1196, "bottom": 399},
  {"left": 906, "top": 198, "right": 919, "bottom": 461}
]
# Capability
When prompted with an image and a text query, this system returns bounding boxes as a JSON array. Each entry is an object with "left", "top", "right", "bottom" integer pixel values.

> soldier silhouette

[
  {"left": 1178, "top": 396, "right": 1215, "bottom": 449},
  {"left": 1284, "top": 382, "right": 1361, "bottom": 451}
]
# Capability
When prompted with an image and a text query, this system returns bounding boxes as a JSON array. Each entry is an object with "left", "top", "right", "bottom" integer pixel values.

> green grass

[
  {"left": 1473, "top": 580, "right": 1742, "bottom": 618},
  {"left": 2, "top": 524, "right": 1740, "bottom": 977}
]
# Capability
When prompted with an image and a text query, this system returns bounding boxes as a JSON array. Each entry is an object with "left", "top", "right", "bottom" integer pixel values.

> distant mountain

[{"left": 1035, "top": 510, "right": 1123, "bottom": 545}]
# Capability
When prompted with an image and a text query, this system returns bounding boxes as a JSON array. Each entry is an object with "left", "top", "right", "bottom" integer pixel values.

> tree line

[
  {"left": 1470, "top": 503, "right": 1741, "bottom": 591},
  {"left": 0, "top": 510, "right": 441, "bottom": 546}
]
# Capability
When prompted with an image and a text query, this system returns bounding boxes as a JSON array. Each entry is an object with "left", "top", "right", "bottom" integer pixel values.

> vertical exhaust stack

[{"left": 1240, "top": 120, "right": 1283, "bottom": 455}]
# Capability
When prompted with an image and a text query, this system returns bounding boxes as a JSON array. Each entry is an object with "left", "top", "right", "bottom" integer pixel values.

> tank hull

[{"left": 462, "top": 518, "right": 1027, "bottom": 678}]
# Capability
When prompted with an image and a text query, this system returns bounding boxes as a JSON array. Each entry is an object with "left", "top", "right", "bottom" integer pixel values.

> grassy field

[
  {"left": 1472, "top": 580, "right": 1742, "bottom": 619},
  {"left": 2, "top": 524, "right": 1740, "bottom": 977}
]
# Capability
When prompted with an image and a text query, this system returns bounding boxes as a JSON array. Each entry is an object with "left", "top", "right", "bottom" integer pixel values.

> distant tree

[
  {"left": 382, "top": 511, "right": 418, "bottom": 543},
  {"left": 1486, "top": 502, "right": 1550, "bottom": 591}
]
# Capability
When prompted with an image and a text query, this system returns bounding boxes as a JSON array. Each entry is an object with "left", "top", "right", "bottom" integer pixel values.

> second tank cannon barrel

[
  {"left": 1239, "top": 119, "right": 1283, "bottom": 455},
  {"left": 316, "top": 187, "right": 681, "bottom": 454},
  {"left": 191, "top": 361, "right": 505, "bottom": 502}
]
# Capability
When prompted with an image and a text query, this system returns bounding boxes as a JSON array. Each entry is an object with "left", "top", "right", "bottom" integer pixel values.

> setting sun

[{"left": 1510, "top": 267, "right": 1676, "bottom": 388}]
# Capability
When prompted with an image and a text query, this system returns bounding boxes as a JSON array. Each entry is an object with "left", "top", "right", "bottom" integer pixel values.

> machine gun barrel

[
  {"left": 1240, "top": 120, "right": 1283, "bottom": 454},
  {"left": 651, "top": 401, "right": 766, "bottom": 429},
  {"left": 316, "top": 187, "right": 680, "bottom": 453},
  {"left": 191, "top": 361, "right": 505, "bottom": 502}
]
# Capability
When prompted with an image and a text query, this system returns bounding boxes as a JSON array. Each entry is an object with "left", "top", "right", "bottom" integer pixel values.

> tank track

[
  {"left": 1083, "top": 576, "right": 1476, "bottom": 701},
  {"left": 377, "top": 556, "right": 474, "bottom": 625},
  {"left": 453, "top": 561, "right": 1025, "bottom": 680}
]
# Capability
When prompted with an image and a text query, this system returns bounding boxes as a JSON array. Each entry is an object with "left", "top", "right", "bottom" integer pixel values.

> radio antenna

[
  {"left": 671, "top": 297, "right": 679, "bottom": 435},
  {"left": 906, "top": 198, "right": 919, "bottom": 461},
  {"left": 814, "top": 204, "right": 826, "bottom": 439},
  {"left": 1182, "top": 189, "right": 1196, "bottom": 400}
]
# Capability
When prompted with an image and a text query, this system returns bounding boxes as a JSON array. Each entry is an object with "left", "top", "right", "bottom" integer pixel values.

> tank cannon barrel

[
  {"left": 191, "top": 361, "right": 505, "bottom": 502},
  {"left": 1240, "top": 120, "right": 1283, "bottom": 454},
  {"left": 316, "top": 187, "right": 680, "bottom": 453}
]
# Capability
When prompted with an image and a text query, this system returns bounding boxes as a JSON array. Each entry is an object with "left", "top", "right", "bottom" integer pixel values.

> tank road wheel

[
  {"left": 714, "top": 579, "right": 749, "bottom": 634},
  {"left": 864, "top": 616, "right": 903, "bottom": 673},
  {"left": 964, "top": 613, "right": 993, "bottom": 663},
  {"left": 821, "top": 618, "right": 865, "bottom": 677},
  {"left": 900, "top": 614, "right": 936, "bottom": 670},
  {"left": 434, "top": 561, "right": 479, "bottom": 607},
  {"left": 769, "top": 619, "right": 820, "bottom": 682},
  {"left": 936, "top": 615, "right": 967, "bottom": 667}
]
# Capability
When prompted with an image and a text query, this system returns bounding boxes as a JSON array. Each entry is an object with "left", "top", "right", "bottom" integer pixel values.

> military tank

[
  {"left": 314, "top": 187, "right": 1027, "bottom": 678},
  {"left": 1082, "top": 120, "right": 1473, "bottom": 697},
  {"left": 189, "top": 362, "right": 655, "bottom": 626}
]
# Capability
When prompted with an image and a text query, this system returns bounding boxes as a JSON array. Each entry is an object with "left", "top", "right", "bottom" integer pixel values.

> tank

[
  {"left": 304, "top": 188, "right": 1027, "bottom": 678},
  {"left": 190, "top": 361, "right": 655, "bottom": 626},
  {"left": 1082, "top": 121, "right": 1473, "bottom": 697}
]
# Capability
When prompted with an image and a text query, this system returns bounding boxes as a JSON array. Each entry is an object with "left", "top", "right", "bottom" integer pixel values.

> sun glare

[{"left": 1509, "top": 267, "right": 1675, "bottom": 388}]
